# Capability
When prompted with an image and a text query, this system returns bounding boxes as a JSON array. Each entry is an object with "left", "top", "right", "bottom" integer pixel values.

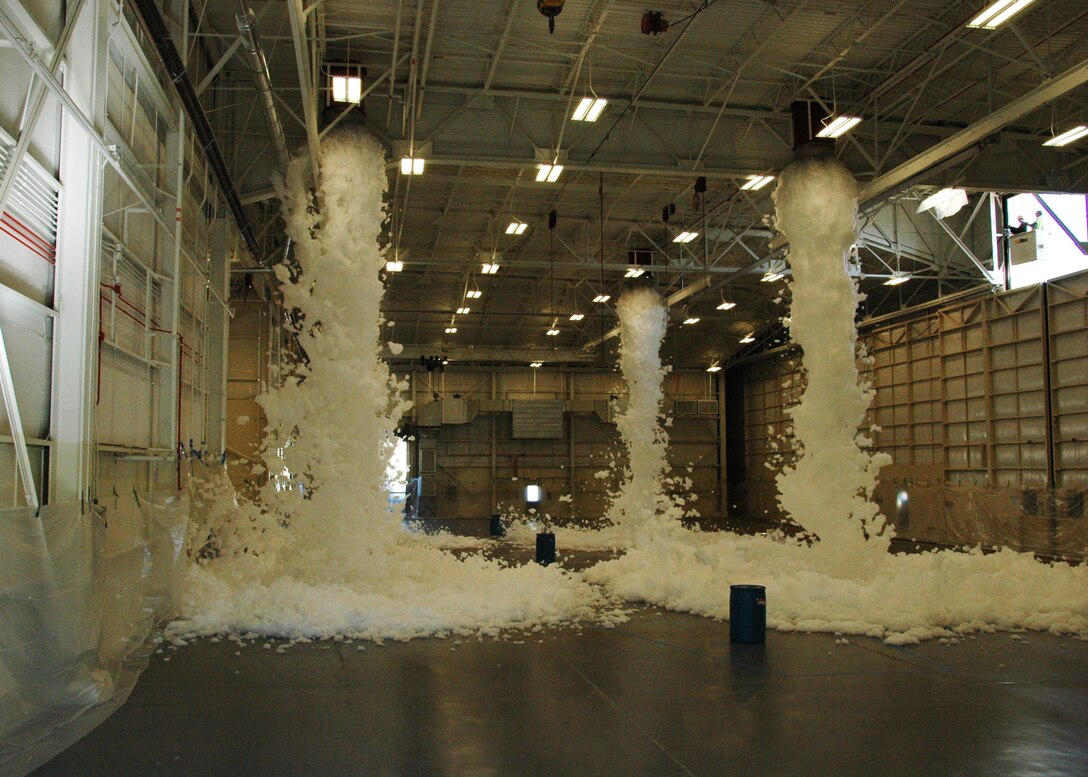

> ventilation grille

[{"left": 0, "top": 131, "right": 60, "bottom": 265}]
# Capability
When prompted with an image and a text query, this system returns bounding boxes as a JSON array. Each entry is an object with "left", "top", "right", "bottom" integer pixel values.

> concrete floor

[{"left": 28, "top": 605, "right": 1088, "bottom": 776}]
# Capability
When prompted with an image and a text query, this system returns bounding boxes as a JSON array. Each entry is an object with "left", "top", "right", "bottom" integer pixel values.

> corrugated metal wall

[{"left": 738, "top": 271, "right": 1088, "bottom": 529}]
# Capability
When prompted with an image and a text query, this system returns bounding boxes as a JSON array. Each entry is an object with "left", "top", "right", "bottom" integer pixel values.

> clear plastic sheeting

[
  {"left": 0, "top": 492, "right": 189, "bottom": 769},
  {"left": 886, "top": 484, "right": 1087, "bottom": 560}
]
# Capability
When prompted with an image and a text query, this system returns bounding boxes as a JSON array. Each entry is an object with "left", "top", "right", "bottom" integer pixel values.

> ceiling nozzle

[{"left": 790, "top": 100, "right": 835, "bottom": 161}]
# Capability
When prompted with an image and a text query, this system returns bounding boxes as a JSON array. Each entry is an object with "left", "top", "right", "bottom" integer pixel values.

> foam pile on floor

[
  {"left": 587, "top": 156, "right": 1088, "bottom": 643},
  {"left": 171, "top": 133, "right": 619, "bottom": 642}
]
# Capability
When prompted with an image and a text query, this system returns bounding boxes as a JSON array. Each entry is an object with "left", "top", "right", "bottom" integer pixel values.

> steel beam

[
  {"left": 0, "top": 323, "right": 38, "bottom": 510},
  {"left": 387, "top": 345, "right": 599, "bottom": 364},
  {"left": 859, "top": 57, "right": 1088, "bottom": 208},
  {"left": 0, "top": 0, "right": 85, "bottom": 219},
  {"left": 286, "top": 0, "right": 321, "bottom": 179}
]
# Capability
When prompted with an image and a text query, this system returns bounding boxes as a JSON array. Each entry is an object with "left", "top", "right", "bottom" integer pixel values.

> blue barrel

[
  {"left": 729, "top": 585, "right": 766, "bottom": 644},
  {"left": 489, "top": 514, "right": 505, "bottom": 537},
  {"left": 536, "top": 532, "right": 556, "bottom": 565}
]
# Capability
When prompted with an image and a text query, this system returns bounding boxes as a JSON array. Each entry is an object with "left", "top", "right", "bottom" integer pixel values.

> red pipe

[{"left": 1, "top": 212, "right": 55, "bottom": 263}]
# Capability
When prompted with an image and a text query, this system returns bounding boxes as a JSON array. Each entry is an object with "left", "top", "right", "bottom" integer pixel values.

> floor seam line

[{"left": 563, "top": 658, "right": 697, "bottom": 777}]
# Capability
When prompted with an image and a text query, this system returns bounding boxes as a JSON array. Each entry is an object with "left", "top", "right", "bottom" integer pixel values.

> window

[
  {"left": 525, "top": 484, "right": 542, "bottom": 503},
  {"left": 386, "top": 436, "right": 409, "bottom": 501},
  {"left": 1005, "top": 193, "right": 1088, "bottom": 289}
]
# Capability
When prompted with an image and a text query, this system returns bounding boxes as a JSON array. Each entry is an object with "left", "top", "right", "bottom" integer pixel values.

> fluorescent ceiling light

[
  {"left": 457, "top": 307, "right": 470, "bottom": 314},
  {"left": 716, "top": 301, "right": 736, "bottom": 310},
  {"left": 706, "top": 365, "right": 722, "bottom": 373},
  {"left": 624, "top": 268, "right": 645, "bottom": 278},
  {"left": 401, "top": 157, "right": 425, "bottom": 175},
  {"left": 546, "top": 328, "right": 560, "bottom": 336},
  {"left": 673, "top": 231, "right": 699, "bottom": 243},
  {"left": 481, "top": 262, "right": 500, "bottom": 274},
  {"left": 530, "top": 361, "right": 543, "bottom": 368},
  {"left": 445, "top": 327, "right": 458, "bottom": 334},
  {"left": 884, "top": 273, "right": 912, "bottom": 286},
  {"left": 739, "top": 334, "right": 755, "bottom": 344},
  {"left": 967, "top": 0, "right": 1038, "bottom": 29},
  {"left": 572, "top": 97, "right": 608, "bottom": 122},
  {"left": 1043, "top": 125, "right": 1088, "bottom": 147},
  {"left": 741, "top": 175, "right": 775, "bottom": 191},
  {"left": 385, "top": 260, "right": 404, "bottom": 272},
  {"left": 569, "top": 313, "right": 584, "bottom": 321},
  {"left": 505, "top": 221, "right": 528, "bottom": 235},
  {"left": 466, "top": 289, "right": 482, "bottom": 299},
  {"left": 683, "top": 317, "right": 700, "bottom": 325},
  {"left": 917, "top": 188, "right": 969, "bottom": 219},
  {"left": 593, "top": 294, "right": 611, "bottom": 303},
  {"left": 761, "top": 272, "right": 785, "bottom": 282},
  {"left": 816, "top": 116, "right": 862, "bottom": 139},
  {"left": 332, "top": 75, "right": 362, "bottom": 104},
  {"left": 536, "top": 164, "right": 563, "bottom": 183}
]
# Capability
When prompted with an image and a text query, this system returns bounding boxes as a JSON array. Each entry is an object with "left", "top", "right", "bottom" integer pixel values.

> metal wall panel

[
  {"left": 741, "top": 272, "right": 1088, "bottom": 517},
  {"left": 1048, "top": 274, "right": 1088, "bottom": 488},
  {"left": 511, "top": 400, "right": 565, "bottom": 439}
]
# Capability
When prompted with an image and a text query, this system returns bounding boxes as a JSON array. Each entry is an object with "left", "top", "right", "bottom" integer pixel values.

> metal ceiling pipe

[
  {"left": 387, "top": 0, "right": 403, "bottom": 125},
  {"left": 415, "top": 0, "right": 440, "bottom": 119},
  {"left": 237, "top": 5, "right": 290, "bottom": 178},
  {"left": 404, "top": 0, "right": 426, "bottom": 136},
  {"left": 129, "top": 0, "right": 261, "bottom": 261}
]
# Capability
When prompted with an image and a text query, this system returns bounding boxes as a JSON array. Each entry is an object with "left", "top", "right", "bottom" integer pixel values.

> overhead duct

[
  {"left": 129, "top": 0, "right": 261, "bottom": 261},
  {"left": 236, "top": 5, "right": 290, "bottom": 177}
]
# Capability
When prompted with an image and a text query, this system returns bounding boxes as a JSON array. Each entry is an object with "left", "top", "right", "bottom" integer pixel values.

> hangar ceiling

[{"left": 170, "top": 0, "right": 1088, "bottom": 365}]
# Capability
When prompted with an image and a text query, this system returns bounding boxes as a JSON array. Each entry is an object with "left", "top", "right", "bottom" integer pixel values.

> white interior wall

[{"left": 0, "top": 0, "right": 237, "bottom": 515}]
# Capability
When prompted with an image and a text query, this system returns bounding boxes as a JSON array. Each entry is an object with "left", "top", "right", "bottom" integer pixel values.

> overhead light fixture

[
  {"left": 385, "top": 260, "right": 404, "bottom": 272},
  {"left": 683, "top": 317, "right": 700, "bottom": 325},
  {"left": 706, "top": 364, "right": 722, "bottom": 373},
  {"left": 481, "top": 262, "right": 500, "bottom": 274},
  {"left": 530, "top": 361, "right": 543, "bottom": 368},
  {"left": 505, "top": 221, "right": 528, "bottom": 235},
  {"left": 593, "top": 294, "right": 611, "bottom": 303},
  {"left": 966, "top": 0, "right": 1039, "bottom": 29},
  {"left": 884, "top": 273, "right": 912, "bottom": 286},
  {"left": 400, "top": 157, "right": 425, "bottom": 175},
  {"left": 536, "top": 164, "right": 563, "bottom": 183},
  {"left": 546, "top": 328, "right": 560, "bottom": 336},
  {"left": 572, "top": 97, "right": 608, "bottom": 122},
  {"left": 716, "top": 301, "right": 736, "bottom": 311},
  {"left": 457, "top": 307, "right": 471, "bottom": 315},
  {"left": 673, "top": 231, "right": 699, "bottom": 243},
  {"left": 624, "top": 268, "right": 645, "bottom": 278},
  {"left": 445, "top": 327, "right": 458, "bottom": 334},
  {"left": 918, "top": 188, "right": 969, "bottom": 219},
  {"left": 331, "top": 75, "right": 362, "bottom": 104},
  {"left": 739, "top": 334, "right": 755, "bottom": 344},
  {"left": 569, "top": 313, "right": 584, "bottom": 321},
  {"left": 740, "top": 175, "right": 775, "bottom": 191},
  {"left": 466, "top": 289, "right": 482, "bottom": 299},
  {"left": 761, "top": 271, "right": 785, "bottom": 282},
  {"left": 816, "top": 116, "right": 862, "bottom": 139},
  {"left": 1043, "top": 125, "right": 1088, "bottom": 147}
]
